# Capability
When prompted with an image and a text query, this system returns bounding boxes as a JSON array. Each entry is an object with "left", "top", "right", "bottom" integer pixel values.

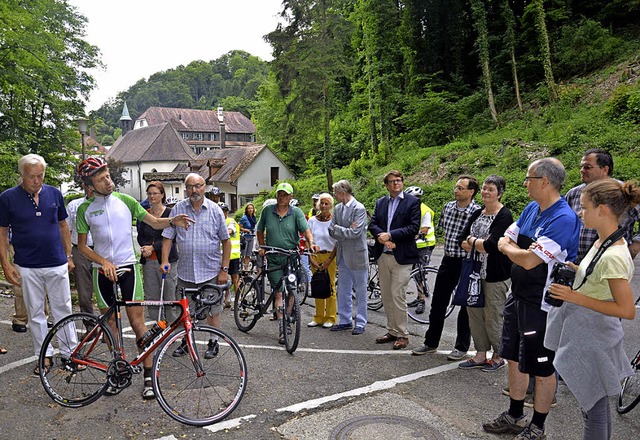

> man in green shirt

[{"left": 257, "top": 182, "right": 318, "bottom": 344}]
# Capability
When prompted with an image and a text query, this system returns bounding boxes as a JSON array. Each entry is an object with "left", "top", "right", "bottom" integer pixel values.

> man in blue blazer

[{"left": 368, "top": 170, "right": 421, "bottom": 349}]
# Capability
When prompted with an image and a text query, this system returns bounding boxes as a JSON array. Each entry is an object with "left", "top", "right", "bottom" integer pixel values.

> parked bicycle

[
  {"left": 233, "top": 246, "right": 308, "bottom": 353},
  {"left": 365, "top": 247, "right": 454, "bottom": 324},
  {"left": 38, "top": 268, "right": 247, "bottom": 426},
  {"left": 617, "top": 296, "right": 640, "bottom": 414},
  {"left": 618, "top": 346, "right": 640, "bottom": 414}
]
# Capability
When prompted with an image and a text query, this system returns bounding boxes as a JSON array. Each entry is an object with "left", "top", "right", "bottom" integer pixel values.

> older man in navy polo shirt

[{"left": 0, "top": 154, "right": 75, "bottom": 375}]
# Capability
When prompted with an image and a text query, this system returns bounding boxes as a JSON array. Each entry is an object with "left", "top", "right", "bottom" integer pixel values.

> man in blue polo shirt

[
  {"left": 484, "top": 157, "right": 580, "bottom": 440},
  {"left": 0, "top": 154, "right": 75, "bottom": 375}
]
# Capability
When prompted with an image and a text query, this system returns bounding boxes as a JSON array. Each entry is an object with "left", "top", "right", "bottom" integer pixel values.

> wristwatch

[
  {"left": 222, "top": 266, "right": 229, "bottom": 272},
  {"left": 66, "top": 255, "right": 73, "bottom": 259}
]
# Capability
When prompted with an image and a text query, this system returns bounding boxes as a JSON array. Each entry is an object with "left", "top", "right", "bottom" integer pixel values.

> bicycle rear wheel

[
  {"left": 153, "top": 325, "right": 247, "bottom": 426},
  {"left": 282, "top": 285, "right": 301, "bottom": 354},
  {"left": 617, "top": 349, "right": 640, "bottom": 414},
  {"left": 367, "top": 262, "right": 383, "bottom": 311},
  {"left": 39, "top": 313, "right": 116, "bottom": 408},
  {"left": 407, "top": 266, "right": 451, "bottom": 324},
  {"left": 233, "top": 277, "right": 261, "bottom": 332}
]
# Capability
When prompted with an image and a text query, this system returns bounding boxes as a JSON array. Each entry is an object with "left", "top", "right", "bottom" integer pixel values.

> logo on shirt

[{"left": 89, "top": 209, "right": 104, "bottom": 218}]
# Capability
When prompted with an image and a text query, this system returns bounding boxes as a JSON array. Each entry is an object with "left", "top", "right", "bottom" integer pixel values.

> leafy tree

[
  {"left": 260, "top": 0, "right": 353, "bottom": 185},
  {"left": 0, "top": 0, "right": 101, "bottom": 186}
]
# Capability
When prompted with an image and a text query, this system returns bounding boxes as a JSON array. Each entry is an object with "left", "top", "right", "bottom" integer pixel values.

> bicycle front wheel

[
  {"left": 282, "top": 285, "right": 301, "bottom": 354},
  {"left": 407, "top": 266, "right": 441, "bottom": 324},
  {"left": 153, "top": 325, "right": 248, "bottom": 426},
  {"left": 618, "top": 349, "right": 640, "bottom": 414},
  {"left": 39, "top": 313, "right": 116, "bottom": 408},
  {"left": 234, "top": 277, "right": 261, "bottom": 332},
  {"left": 296, "top": 268, "right": 309, "bottom": 305}
]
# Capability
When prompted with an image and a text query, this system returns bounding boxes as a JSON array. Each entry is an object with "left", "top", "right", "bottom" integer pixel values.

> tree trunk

[
  {"left": 532, "top": 0, "right": 557, "bottom": 100},
  {"left": 500, "top": 0, "right": 523, "bottom": 111},
  {"left": 510, "top": 48, "right": 523, "bottom": 111},
  {"left": 470, "top": 0, "right": 498, "bottom": 124}
]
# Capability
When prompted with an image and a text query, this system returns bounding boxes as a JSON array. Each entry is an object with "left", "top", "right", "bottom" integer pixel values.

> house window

[
  {"left": 270, "top": 167, "right": 279, "bottom": 186},
  {"left": 175, "top": 187, "right": 179, "bottom": 194},
  {"left": 197, "top": 133, "right": 203, "bottom": 141},
  {"left": 181, "top": 133, "right": 188, "bottom": 140}
]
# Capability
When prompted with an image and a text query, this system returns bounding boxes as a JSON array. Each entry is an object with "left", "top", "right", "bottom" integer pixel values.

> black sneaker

[
  {"left": 205, "top": 340, "right": 219, "bottom": 359},
  {"left": 172, "top": 340, "right": 187, "bottom": 357},
  {"left": 483, "top": 411, "right": 528, "bottom": 434},
  {"left": 415, "top": 301, "right": 425, "bottom": 314}
]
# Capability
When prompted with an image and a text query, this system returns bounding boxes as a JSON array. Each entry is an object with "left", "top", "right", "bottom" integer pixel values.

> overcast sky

[{"left": 69, "top": 0, "right": 284, "bottom": 111}]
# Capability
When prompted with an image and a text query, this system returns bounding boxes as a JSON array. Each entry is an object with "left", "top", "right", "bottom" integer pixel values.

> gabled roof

[
  {"left": 191, "top": 145, "right": 268, "bottom": 183},
  {"left": 106, "top": 122, "right": 196, "bottom": 163},
  {"left": 136, "top": 107, "right": 255, "bottom": 134}
]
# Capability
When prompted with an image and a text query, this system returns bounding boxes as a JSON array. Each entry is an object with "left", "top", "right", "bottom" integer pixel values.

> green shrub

[
  {"left": 555, "top": 19, "right": 623, "bottom": 77},
  {"left": 606, "top": 84, "right": 640, "bottom": 123}
]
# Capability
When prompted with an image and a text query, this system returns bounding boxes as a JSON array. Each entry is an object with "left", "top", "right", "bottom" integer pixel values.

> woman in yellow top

[{"left": 546, "top": 179, "right": 639, "bottom": 440}]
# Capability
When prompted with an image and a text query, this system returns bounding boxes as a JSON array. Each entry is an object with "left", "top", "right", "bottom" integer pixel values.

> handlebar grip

[{"left": 198, "top": 281, "right": 233, "bottom": 306}]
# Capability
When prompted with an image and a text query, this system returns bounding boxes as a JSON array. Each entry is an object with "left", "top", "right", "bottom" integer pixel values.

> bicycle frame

[{"left": 70, "top": 283, "right": 223, "bottom": 375}]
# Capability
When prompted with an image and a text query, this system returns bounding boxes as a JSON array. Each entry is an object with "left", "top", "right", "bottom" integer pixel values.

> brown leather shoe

[
  {"left": 375, "top": 333, "right": 398, "bottom": 344},
  {"left": 393, "top": 337, "right": 409, "bottom": 350}
]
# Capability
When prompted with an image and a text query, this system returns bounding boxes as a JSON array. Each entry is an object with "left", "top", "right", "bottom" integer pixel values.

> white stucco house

[{"left": 105, "top": 112, "right": 294, "bottom": 211}]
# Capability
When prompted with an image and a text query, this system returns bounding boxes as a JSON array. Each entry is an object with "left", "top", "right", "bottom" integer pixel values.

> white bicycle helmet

[{"left": 405, "top": 186, "right": 424, "bottom": 197}]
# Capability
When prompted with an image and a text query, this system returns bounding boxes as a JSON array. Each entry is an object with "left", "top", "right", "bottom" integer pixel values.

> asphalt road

[{"left": 1, "top": 247, "right": 639, "bottom": 440}]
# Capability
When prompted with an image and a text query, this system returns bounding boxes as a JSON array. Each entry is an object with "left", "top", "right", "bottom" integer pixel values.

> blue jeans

[{"left": 336, "top": 255, "right": 368, "bottom": 329}]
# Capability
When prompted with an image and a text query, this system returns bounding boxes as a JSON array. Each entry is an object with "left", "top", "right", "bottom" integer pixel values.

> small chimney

[{"left": 218, "top": 107, "right": 225, "bottom": 149}]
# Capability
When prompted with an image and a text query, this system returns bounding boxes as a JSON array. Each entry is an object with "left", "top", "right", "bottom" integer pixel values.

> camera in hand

[{"left": 545, "top": 262, "right": 576, "bottom": 307}]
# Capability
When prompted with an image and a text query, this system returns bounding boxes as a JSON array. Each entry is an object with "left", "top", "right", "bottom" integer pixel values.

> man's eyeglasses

[
  {"left": 387, "top": 179, "right": 403, "bottom": 185},
  {"left": 454, "top": 186, "right": 469, "bottom": 191},
  {"left": 186, "top": 183, "right": 205, "bottom": 190},
  {"left": 523, "top": 176, "right": 543, "bottom": 182}
]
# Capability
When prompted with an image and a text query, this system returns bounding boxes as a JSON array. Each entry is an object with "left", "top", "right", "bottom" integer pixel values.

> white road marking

[
  {"left": 203, "top": 414, "right": 257, "bottom": 433},
  {"left": 276, "top": 361, "right": 460, "bottom": 413}
]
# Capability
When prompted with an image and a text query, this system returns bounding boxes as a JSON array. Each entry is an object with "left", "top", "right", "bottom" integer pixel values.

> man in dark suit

[{"left": 368, "top": 170, "right": 421, "bottom": 349}]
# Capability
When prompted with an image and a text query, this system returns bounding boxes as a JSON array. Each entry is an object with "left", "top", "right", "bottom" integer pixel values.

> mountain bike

[
  {"left": 38, "top": 268, "right": 247, "bottom": 426},
  {"left": 233, "top": 246, "right": 306, "bottom": 353}
]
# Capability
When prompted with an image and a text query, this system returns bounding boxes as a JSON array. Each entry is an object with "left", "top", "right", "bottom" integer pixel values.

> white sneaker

[
  {"left": 322, "top": 322, "right": 334, "bottom": 328},
  {"left": 307, "top": 321, "right": 319, "bottom": 327}
]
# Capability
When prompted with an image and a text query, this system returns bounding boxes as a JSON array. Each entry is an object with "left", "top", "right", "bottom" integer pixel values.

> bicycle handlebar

[
  {"left": 260, "top": 245, "right": 315, "bottom": 256},
  {"left": 183, "top": 281, "right": 232, "bottom": 306}
]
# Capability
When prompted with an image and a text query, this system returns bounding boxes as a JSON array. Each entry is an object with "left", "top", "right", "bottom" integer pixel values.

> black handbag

[{"left": 310, "top": 269, "right": 332, "bottom": 299}]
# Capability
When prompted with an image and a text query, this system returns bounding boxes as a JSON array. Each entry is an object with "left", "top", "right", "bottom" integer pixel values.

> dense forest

[
  {"left": 2, "top": 0, "right": 640, "bottom": 215},
  {"left": 90, "top": 0, "right": 640, "bottom": 183}
]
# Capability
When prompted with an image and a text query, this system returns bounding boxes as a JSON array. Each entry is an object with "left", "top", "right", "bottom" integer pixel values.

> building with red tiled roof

[
  {"left": 106, "top": 105, "right": 293, "bottom": 209},
  {"left": 134, "top": 107, "right": 256, "bottom": 154},
  {"left": 106, "top": 122, "right": 196, "bottom": 200}
]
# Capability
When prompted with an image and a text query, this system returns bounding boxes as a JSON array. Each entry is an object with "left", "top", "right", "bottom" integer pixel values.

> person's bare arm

[
  {"left": 0, "top": 226, "right": 20, "bottom": 286},
  {"left": 497, "top": 236, "right": 544, "bottom": 270},
  {"left": 141, "top": 212, "right": 195, "bottom": 230},
  {"left": 58, "top": 220, "right": 74, "bottom": 271},
  {"left": 548, "top": 278, "right": 635, "bottom": 320}
]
